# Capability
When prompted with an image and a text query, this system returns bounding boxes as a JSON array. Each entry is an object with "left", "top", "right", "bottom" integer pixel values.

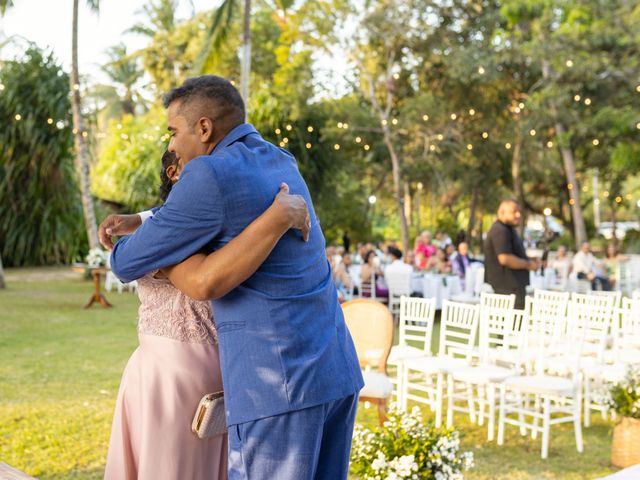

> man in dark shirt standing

[{"left": 484, "top": 200, "right": 540, "bottom": 309}]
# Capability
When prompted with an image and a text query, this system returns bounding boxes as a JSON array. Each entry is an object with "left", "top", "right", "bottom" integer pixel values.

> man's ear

[
  {"left": 166, "top": 164, "right": 178, "bottom": 182},
  {"left": 197, "top": 117, "right": 215, "bottom": 143}
]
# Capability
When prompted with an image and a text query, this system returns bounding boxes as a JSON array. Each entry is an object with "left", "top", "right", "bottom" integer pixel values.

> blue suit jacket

[{"left": 111, "top": 123, "right": 364, "bottom": 425}]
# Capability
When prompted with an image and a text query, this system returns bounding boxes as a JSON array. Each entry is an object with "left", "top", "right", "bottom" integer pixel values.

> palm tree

[
  {"left": 71, "top": 0, "right": 100, "bottom": 250},
  {"left": 0, "top": 0, "right": 13, "bottom": 15},
  {"left": 128, "top": 0, "right": 177, "bottom": 38},
  {"left": 91, "top": 43, "right": 146, "bottom": 119},
  {"left": 198, "top": 0, "right": 252, "bottom": 106}
]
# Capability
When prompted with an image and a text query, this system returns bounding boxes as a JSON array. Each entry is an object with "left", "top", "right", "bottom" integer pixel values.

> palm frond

[{"left": 194, "top": 0, "right": 238, "bottom": 74}]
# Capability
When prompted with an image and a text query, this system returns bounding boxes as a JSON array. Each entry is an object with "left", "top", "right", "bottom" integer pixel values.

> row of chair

[{"left": 343, "top": 290, "right": 640, "bottom": 459}]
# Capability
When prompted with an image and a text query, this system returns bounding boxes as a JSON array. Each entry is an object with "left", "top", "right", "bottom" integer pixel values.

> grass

[{"left": 0, "top": 268, "right": 617, "bottom": 479}]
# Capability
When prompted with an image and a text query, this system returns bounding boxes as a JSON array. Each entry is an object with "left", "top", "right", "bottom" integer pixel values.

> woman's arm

[{"left": 162, "top": 184, "right": 310, "bottom": 301}]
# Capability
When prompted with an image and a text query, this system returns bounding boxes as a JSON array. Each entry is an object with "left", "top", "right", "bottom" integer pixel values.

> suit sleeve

[{"left": 110, "top": 158, "right": 224, "bottom": 283}]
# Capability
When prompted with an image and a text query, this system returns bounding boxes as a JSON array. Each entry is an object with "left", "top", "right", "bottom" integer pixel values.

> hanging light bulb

[
  {"left": 334, "top": 144, "right": 340, "bottom": 150},
  {"left": 307, "top": 126, "right": 314, "bottom": 132},
  {"left": 275, "top": 128, "right": 281, "bottom": 135},
  {"left": 482, "top": 132, "right": 489, "bottom": 139},
  {"left": 286, "top": 124, "right": 292, "bottom": 131},
  {"left": 505, "top": 143, "right": 512, "bottom": 149},
  {"left": 422, "top": 114, "right": 429, "bottom": 121},
  {"left": 305, "top": 143, "right": 312, "bottom": 149},
  {"left": 469, "top": 109, "right": 476, "bottom": 116}
]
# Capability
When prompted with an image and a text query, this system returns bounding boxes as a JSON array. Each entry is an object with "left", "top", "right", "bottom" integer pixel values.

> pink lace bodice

[{"left": 136, "top": 272, "right": 217, "bottom": 344}]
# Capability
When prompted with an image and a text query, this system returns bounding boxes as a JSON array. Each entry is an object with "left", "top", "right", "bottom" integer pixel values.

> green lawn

[{"left": 0, "top": 268, "right": 617, "bottom": 479}]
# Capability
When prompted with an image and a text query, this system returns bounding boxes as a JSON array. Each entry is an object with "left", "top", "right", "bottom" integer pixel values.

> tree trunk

[
  {"left": 556, "top": 122, "right": 587, "bottom": 249},
  {"left": 71, "top": 0, "right": 99, "bottom": 250},
  {"left": 0, "top": 253, "right": 5, "bottom": 289},
  {"left": 467, "top": 188, "right": 478, "bottom": 243},
  {"left": 241, "top": 0, "right": 251, "bottom": 111},
  {"left": 611, "top": 204, "right": 618, "bottom": 249},
  {"left": 404, "top": 181, "right": 412, "bottom": 227},
  {"left": 541, "top": 59, "right": 587, "bottom": 249},
  {"left": 511, "top": 131, "right": 525, "bottom": 236},
  {"left": 381, "top": 125, "right": 410, "bottom": 254}
]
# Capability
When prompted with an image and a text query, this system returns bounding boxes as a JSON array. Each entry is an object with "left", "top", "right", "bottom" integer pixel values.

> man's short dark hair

[
  {"left": 163, "top": 75, "right": 245, "bottom": 127},
  {"left": 388, "top": 246, "right": 403, "bottom": 260}
]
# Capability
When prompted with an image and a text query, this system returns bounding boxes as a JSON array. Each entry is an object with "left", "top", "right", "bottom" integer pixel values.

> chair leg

[
  {"left": 541, "top": 396, "right": 551, "bottom": 459},
  {"left": 446, "top": 374, "right": 454, "bottom": 428},
  {"left": 516, "top": 392, "right": 527, "bottom": 436},
  {"left": 435, "top": 372, "right": 443, "bottom": 428},
  {"left": 487, "top": 384, "right": 496, "bottom": 442},
  {"left": 466, "top": 383, "right": 476, "bottom": 424},
  {"left": 477, "top": 384, "right": 485, "bottom": 426},
  {"left": 574, "top": 390, "right": 584, "bottom": 453},
  {"left": 583, "top": 376, "right": 591, "bottom": 428},
  {"left": 401, "top": 365, "right": 409, "bottom": 411},
  {"left": 532, "top": 394, "right": 541, "bottom": 440},
  {"left": 497, "top": 385, "right": 506, "bottom": 446}
]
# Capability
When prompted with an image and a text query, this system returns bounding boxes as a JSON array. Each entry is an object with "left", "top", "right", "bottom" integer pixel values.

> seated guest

[
  {"left": 415, "top": 250, "right": 428, "bottom": 271},
  {"left": 386, "top": 246, "right": 413, "bottom": 276},
  {"left": 404, "top": 250, "right": 416, "bottom": 268},
  {"left": 445, "top": 243, "right": 457, "bottom": 262},
  {"left": 548, "top": 245, "right": 572, "bottom": 280},
  {"left": 414, "top": 231, "right": 437, "bottom": 261},
  {"left": 573, "top": 242, "right": 610, "bottom": 291},
  {"left": 426, "top": 248, "right": 452, "bottom": 274},
  {"left": 328, "top": 251, "right": 352, "bottom": 302},
  {"left": 360, "top": 250, "right": 389, "bottom": 298},
  {"left": 451, "top": 241, "right": 478, "bottom": 288}
]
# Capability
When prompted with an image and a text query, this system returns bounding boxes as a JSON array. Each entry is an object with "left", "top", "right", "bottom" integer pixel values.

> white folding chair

[
  {"left": 388, "top": 297, "right": 436, "bottom": 404},
  {"left": 385, "top": 269, "right": 413, "bottom": 318},
  {"left": 401, "top": 300, "right": 479, "bottom": 427},
  {"left": 446, "top": 293, "right": 518, "bottom": 440}
]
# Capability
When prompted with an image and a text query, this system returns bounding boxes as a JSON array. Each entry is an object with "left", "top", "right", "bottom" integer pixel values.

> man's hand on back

[{"left": 99, "top": 214, "right": 143, "bottom": 250}]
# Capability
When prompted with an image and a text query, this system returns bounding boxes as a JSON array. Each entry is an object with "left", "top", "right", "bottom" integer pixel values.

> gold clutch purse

[{"left": 192, "top": 391, "right": 227, "bottom": 439}]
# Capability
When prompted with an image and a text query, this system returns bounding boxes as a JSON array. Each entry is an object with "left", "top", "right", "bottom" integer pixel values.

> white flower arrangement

[
  {"left": 85, "top": 248, "right": 108, "bottom": 267},
  {"left": 351, "top": 405, "right": 474, "bottom": 479},
  {"left": 609, "top": 366, "right": 640, "bottom": 419}
]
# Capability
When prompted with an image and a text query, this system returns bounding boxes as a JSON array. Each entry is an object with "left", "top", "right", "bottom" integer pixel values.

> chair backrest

[
  {"left": 342, "top": 299, "right": 393, "bottom": 373},
  {"left": 359, "top": 275, "right": 377, "bottom": 300},
  {"left": 614, "top": 298, "right": 640, "bottom": 351},
  {"left": 588, "top": 289, "right": 622, "bottom": 308},
  {"left": 568, "top": 293, "right": 615, "bottom": 360},
  {"left": 463, "top": 262, "right": 482, "bottom": 295},
  {"left": 398, "top": 296, "right": 436, "bottom": 355},
  {"left": 529, "top": 289, "right": 570, "bottom": 346},
  {"left": 385, "top": 268, "right": 413, "bottom": 297},
  {"left": 479, "top": 293, "right": 516, "bottom": 362},
  {"left": 438, "top": 300, "right": 480, "bottom": 361},
  {"left": 473, "top": 265, "right": 485, "bottom": 296}
]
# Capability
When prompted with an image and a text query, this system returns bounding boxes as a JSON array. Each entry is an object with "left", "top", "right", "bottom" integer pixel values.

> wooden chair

[{"left": 342, "top": 299, "right": 394, "bottom": 423}]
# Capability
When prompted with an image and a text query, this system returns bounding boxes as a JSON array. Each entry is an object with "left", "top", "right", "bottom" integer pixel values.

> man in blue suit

[{"left": 101, "top": 75, "right": 364, "bottom": 479}]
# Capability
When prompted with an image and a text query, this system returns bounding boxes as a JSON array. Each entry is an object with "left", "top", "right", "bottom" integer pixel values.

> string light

[
  {"left": 14, "top": 114, "right": 21, "bottom": 121},
  {"left": 637, "top": 85, "right": 640, "bottom": 93},
  {"left": 275, "top": 128, "right": 281, "bottom": 135},
  {"left": 450, "top": 113, "right": 457, "bottom": 120},
  {"left": 381, "top": 119, "right": 388, "bottom": 126},
  {"left": 73, "top": 83, "right": 80, "bottom": 91},
  {"left": 429, "top": 144, "right": 436, "bottom": 151},
  {"left": 279, "top": 141, "right": 285, "bottom": 147},
  {"left": 285, "top": 124, "right": 292, "bottom": 131},
  {"left": 0, "top": 83, "right": 4, "bottom": 91},
  {"left": 437, "top": 134, "right": 444, "bottom": 141},
  {"left": 626, "top": 194, "right": 633, "bottom": 200},
  {"left": 469, "top": 109, "right": 476, "bottom": 116},
  {"left": 603, "top": 191, "right": 610, "bottom": 197},
  {"left": 283, "top": 138, "right": 289, "bottom": 144},
  {"left": 466, "top": 144, "right": 473, "bottom": 150},
  {"left": 117, "top": 123, "right": 122, "bottom": 130},
  {"left": 305, "top": 143, "right": 312, "bottom": 149},
  {"left": 307, "top": 126, "right": 313, "bottom": 132},
  {"left": 334, "top": 144, "right": 340, "bottom": 150},
  {"left": 615, "top": 196, "right": 622, "bottom": 203},
  {"left": 636, "top": 122, "right": 640, "bottom": 130},
  {"left": 518, "top": 102, "right": 525, "bottom": 109},
  {"left": 355, "top": 137, "right": 362, "bottom": 143},
  {"left": 47, "top": 118, "right": 53, "bottom": 125},
  {"left": 584, "top": 98, "right": 592, "bottom": 106},
  {"left": 543, "top": 208, "right": 552, "bottom": 216},
  {"left": 505, "top": 143, "right": 512, "bottom": 149},
  {"left": 72, "top": 128, "right": 78, "bottom": 134},
  {"left": 530, "top": 129, "right": 536, "bottom": 136},
  {"left": 82, "top": 131, "right": 88, "bottom": 138},
  {"left": 574, "top": 94, "right": 581, "bottom": 102},
  {"left": 582, "top": 185, "right": 588, "bottom": 192},
  {"left": 482, "top": 132, "right": 488, "bottom": 139},
  {"left": 478, "top": 66, "right": 485, "bottom": 74},
  {"left": 567, "top": 183, "right": 573, "bottom": 190},
  {"left": 364, "top": 144, "right": 370, "bottom": 151},
  {"left": 343, "top": 123, "right": 349, "bottom": 129},
  {"left": 56, "top": 121, "right": 64, "bottom": 129},
  {"left": 422, "top": 114, "right": 429, "bottom": 121},
  {"left": 337, "top": 122, "right": 343, "bottom": 128},
  {"left": 566, "top": 60, "right": 574, "bottom": 67},
  {"left": 592, "top": 139, "right": 599, "bottom": 146},
  {"left": 547, "top": 141, "right": 554, "bottom": 148},
  {"left": 393, "top": 73, "right": 400, "bottom": 80},
  {"left": 569, "top": 199, "right": 575, "bottom": 205},
  {"left": 391, "top": 118, "right": 398, "bottom": 125}
]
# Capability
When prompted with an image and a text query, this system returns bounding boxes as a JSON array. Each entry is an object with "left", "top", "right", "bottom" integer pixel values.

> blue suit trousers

[{"left": 228, "top": 394, "right": 358, "bottom": 479}]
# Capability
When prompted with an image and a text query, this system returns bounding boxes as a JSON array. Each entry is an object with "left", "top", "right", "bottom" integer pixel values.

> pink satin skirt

[{"left": 104, "top": 334, "right": 228, "bottom": 479}]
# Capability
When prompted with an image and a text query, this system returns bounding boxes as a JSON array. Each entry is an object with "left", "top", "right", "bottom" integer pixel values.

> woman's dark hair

[
  {"left": 159, "top": 150, "right": 179, "bottom": 202},
  {"left": 363, "top": 250, "right": 376, "bottom": 264}
]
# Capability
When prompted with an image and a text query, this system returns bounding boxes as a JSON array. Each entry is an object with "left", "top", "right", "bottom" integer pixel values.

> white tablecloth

[{"left": 411, "top": 273, "right": 462, "bottom": 309}]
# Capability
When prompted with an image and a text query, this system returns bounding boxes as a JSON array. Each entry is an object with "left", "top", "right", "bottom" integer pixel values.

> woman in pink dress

[{"left": 104, "top": 152, "right": 309, "bottom": 480}]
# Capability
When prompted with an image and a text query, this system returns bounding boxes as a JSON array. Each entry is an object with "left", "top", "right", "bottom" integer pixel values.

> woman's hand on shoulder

[{"left": 272, "top": 183, "right": 311, "bottom": 241}]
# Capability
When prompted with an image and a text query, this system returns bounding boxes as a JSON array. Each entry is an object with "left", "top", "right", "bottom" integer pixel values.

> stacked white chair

[
  {"left": 446, "top": 293, "right": 518, "bottom": 440},
  {"left": 388, "top": 297, "right": 436, "bottom": 404},
  {"left": 385, "top": 269, "right": 414, "bottom": 318},
  {"left": 497, "top": 298, "right": 586, "bottom": 459},
  {"left": 401, "top": 300, "right": 480, "bottom": 427}
]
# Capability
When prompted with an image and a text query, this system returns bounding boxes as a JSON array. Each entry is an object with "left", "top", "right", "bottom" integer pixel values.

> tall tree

[{"left": 71, "top": 0, "right": 100, "bottom": 249}]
